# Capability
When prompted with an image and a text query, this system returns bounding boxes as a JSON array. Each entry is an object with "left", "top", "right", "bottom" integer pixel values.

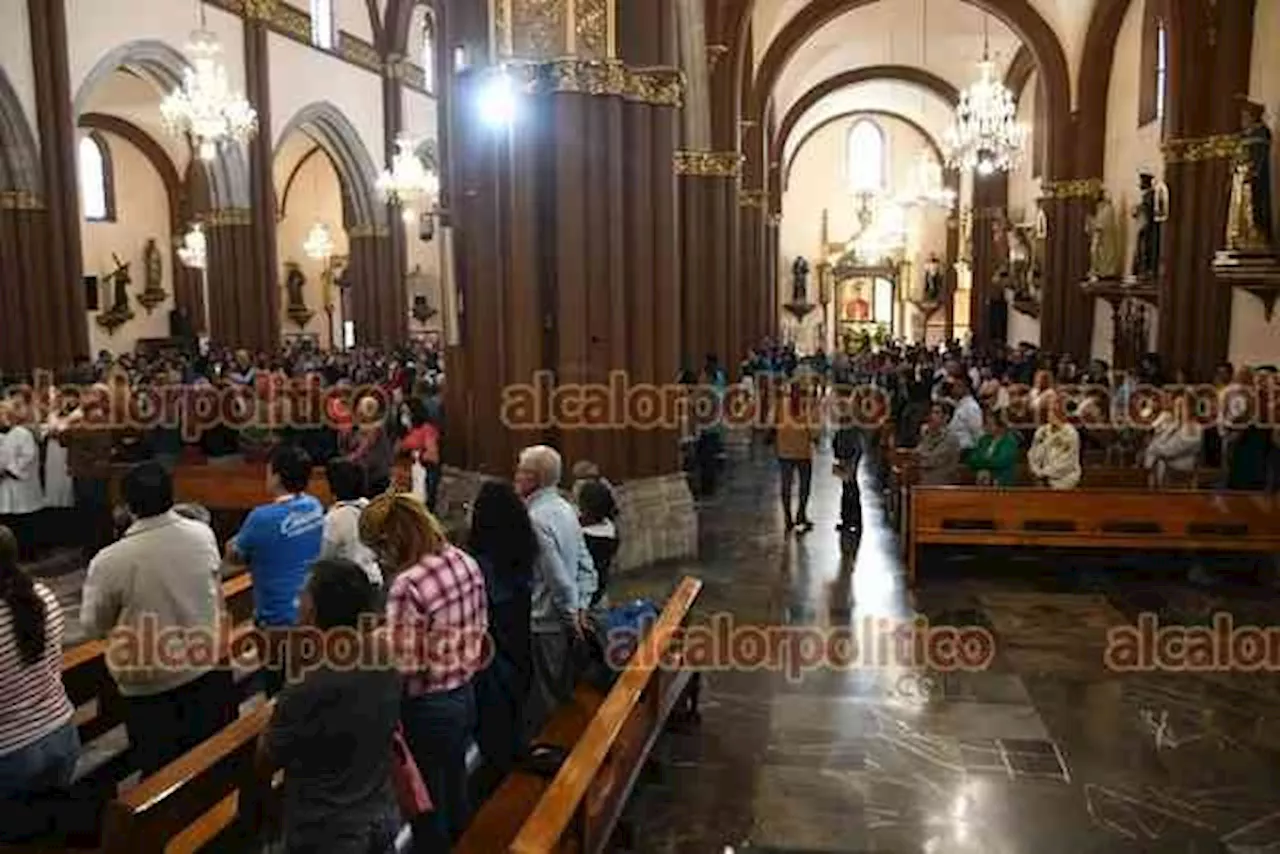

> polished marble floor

[{"left": 612, "top": 446, "right": 1280, "bottom": 854}]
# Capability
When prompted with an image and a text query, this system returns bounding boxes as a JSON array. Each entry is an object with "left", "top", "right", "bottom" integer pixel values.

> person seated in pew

[
  {"left": 320, "top": 459, "right": 382, "bottom": 588},
  {"left": 360, "top": 493, "right": 488, "bottom": 848},
  {"left": 259, "top": 558, "right": 402, "bottom": 854},
  {"left": 226, "top": 446, "right": 325, "bottom": 697},
  {"left": 467, "top": 481, "right": 537, "bottom": 777},
  {"left": 80, "top": 463, "right": 235, "bottom": 777},
  {"left": 1027, "top": 393, "right": 1082, "bottom": 490},
  {"left": 946, "top": 376, "right": 984, "bottom": 461},
  {"left": 1142, "top": 396, "right": 1203, "bottom": 487},
  {"left": 914, "top": 402, "right": 962, "bottom": 485},
  {"left": 0, "top": 526, "right": 78, "bottom": 814},
  {"left": 966, "top": 409, "right": 1019, "bottom": 487}
]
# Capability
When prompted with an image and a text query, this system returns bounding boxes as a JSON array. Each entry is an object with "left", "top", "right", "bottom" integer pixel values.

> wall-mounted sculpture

[
  {"left": 137, "top": 238, "right": 169, "bottom": 313},
  {"left": 1086, "top": 190, "right": 1122, "bottom": 280},
  {"left": 95, "top": 254, "right": 135, "bottom": 334},
  {"left": 283, "top": 262, "right": 314, "bottom": 329},
  {"left": 1131, "top": 172, "right": 1169, "bottom": 279}
]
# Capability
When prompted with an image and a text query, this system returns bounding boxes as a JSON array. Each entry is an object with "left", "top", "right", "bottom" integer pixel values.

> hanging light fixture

[
  {"left": 177, "top": 223, "right": 207, "bottom": 270},
  {"left": 943, "top": 13, "right": 1026, "bottom": 175},
  {"left": 160, "top": 2, "right": 257, "bottom": 161},
  {"left": 303, "top": 222, "right": 336, "bottom": 261},
  {"left": 376, "top": 135, "right": 441, "bottom": 220}
]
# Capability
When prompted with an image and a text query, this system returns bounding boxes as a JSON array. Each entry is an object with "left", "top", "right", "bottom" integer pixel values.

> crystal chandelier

[
  {"left": 303, "top": 222, "right": 336, "bottom": 261},
  {"left": 943, "top": 15, "right": 1026, "bottom": 175},
  {"left": 160, "top": 4, "right": 257, "bottom": 161},
  {"left": 376, "top": 136, "right": 440, "bottom": 215},
  {"left": 177, "top": 223, "right": 207, "bottom": 270}
]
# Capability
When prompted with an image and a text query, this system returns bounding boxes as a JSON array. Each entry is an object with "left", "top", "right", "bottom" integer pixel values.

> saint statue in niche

[
  {"left": 285, "top": 263, "right": 308, "bottom": 309},
  {"left": 1131, "top": 172, "right": 1169, "bottom": 278},
  {"left": 923, "top": 254, "right": 944, "bottom": 303},
  {"left": 791, "top": 256, "right": 810, "bottom": 303},
  {"left": 1086, "top": 190, "right": 1122, "bottom": 279},
  {"left": 1226, "top": 99, "right": 1274, "bottom": 251}
]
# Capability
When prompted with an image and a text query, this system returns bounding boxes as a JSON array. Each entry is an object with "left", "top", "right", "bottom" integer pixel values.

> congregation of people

[{"left": 0, "top": 427, "right": 620, "bottom": 852}]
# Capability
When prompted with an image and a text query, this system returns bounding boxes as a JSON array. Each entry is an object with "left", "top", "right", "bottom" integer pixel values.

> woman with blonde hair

[{"left": 361, "top": 493, "right": 488, "bottom": 847}]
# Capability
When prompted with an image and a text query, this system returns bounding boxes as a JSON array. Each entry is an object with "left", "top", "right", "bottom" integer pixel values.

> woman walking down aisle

[{"left": 773, "top": 383, "right": 817, "bottom": 533}]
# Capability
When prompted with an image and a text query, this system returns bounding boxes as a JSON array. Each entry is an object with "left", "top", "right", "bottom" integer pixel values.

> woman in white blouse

[
  {"left": 1143, "top": 396, "right": 1203, "bottom": 487},
  {"left": 320, "top": 458, "right": 382, "bottom": 586}
]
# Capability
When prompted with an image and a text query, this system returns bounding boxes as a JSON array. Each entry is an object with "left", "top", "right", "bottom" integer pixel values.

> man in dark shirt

[{"left": 260, "top": 558, "right": 402, "bottom": 854}]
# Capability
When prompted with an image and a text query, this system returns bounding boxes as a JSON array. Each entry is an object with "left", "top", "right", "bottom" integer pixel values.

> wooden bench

[
  {"left": 906, "top": 486, "right": 1280, "bottom": 584},
  {"left": 456, "top": 576, "right": 703, "bottom": 854}
]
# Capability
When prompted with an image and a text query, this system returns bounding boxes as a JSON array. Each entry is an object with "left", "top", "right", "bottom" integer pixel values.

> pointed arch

[
  {"left": 274, "top": 101, "right": 383, "bottom": 228},
  {"left": 72, "top": 39, "right": 250, "bottom": 209},
  {"left": 0, "top": 69, "right": 40, "bottom": 195}
]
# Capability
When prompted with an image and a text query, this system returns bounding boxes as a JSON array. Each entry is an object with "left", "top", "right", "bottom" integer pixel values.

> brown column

[
  {"left": 0, "top": 198, "right": 54, "bottom": 373},
  {"left": 1041, "top": 181, "right": 1094, "bottom": 357},
  {"left": 739, "top": 190, "right": 766, "bottom": 350},
  {"left": 677, "top": 152, "right": 737, "bottom": 370},
  {"left": 348, "top": 229, "right": 398, "bottom": 347},
  {"left": 243, "top": 7, "right": 279, "bottom": 351},
  {"left": 970, "top": 173, "right": 1006, "bottom": 347},
  {"left": 27, "top": 0, "right": 88, "bottom": 368},
  {"left": 380, "top": 60, "right": 409, "bottom": 347},
  {"left": 204, "top": 212, "right": 256, "bottom": 346}
]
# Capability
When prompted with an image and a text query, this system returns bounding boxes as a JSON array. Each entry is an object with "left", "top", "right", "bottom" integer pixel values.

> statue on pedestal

[
  {"left": 282, "top": 262, "right": 314, "bottom": 329},
  {"left": 791, "top": 256, "right": 810, "bottom": 304},
  {"left": 1226, "top": 99, "right": 1274, "bottom": 251},
  {"left": 110, "top": 255, "right": 131, "bottom": 312},
  {"left": 1132, "top": 172, "right": 1169, "bottom": 278},
  {"left": 923, "top": 254, "right": 943, "bottom": 303},
  {"left": 1086, "top": 190, "right": 1122, "bottom": 279}
]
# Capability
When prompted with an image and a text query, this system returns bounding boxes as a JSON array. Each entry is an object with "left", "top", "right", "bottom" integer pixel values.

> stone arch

[
  {"left": 750, "top": 0, "right": 1073, "bottom": 178},
  {"left": 386, "top": 0, "right": 433, "bottom": 56},
  {"left": 784, "top": 108, "right": 950, "bottom": 188},
  {"left": 72, "top": 39, "right": 250, "bottom": 209},
  {"left": 0, "top": 69, "right": 40, "bottom": 194},
  {"left": 274, "top": 101, "right": 383, "bottom": 229}
]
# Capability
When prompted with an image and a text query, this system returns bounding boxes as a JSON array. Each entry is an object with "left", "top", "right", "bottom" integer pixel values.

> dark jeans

[
  {"left": 72, "top": 477, "right": 113, "bottom": 561},
  {"left": 0, "top": 513, "right": 38, "bottom": 560},
  {"left": 840, "top": 473, "right": 862, "bottom": 530},
  {"left": 124, "top": 669, "right": 237, "bottom": 777},
  {"left": 0, "top": 722, "right": 79, "bottom": 800},
  {"left": 526, "top": 628, "right": 574, "bottom": 743},
  {"left": 401, "top": 683, "right": 476, "bottom": 850},
  {"left": 423, "top": 462, "right": 442, "bottom": 513},
  {"left": 779, "top": 458, "right": 813, "bottom": 524}
]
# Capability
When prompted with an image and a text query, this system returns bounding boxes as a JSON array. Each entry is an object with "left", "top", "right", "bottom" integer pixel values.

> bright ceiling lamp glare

[{"left": 478, "top": 65, "right": 518, "bottom": 129}]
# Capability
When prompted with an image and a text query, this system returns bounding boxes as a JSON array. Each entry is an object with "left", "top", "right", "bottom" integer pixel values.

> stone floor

[{"left": 611, "top": 447, "right": 1280, "bottom": 854}]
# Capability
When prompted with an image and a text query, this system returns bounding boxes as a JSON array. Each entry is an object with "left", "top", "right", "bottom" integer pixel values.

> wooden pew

[
  {"left": 906, "top": 486, "right": 1280, "bottom": 585},
  {"left": 457, "top": 576, "right": 704, "bottom": 854},
  {"left": 95, "top": 577, "right": 703, "bottom": 854}
]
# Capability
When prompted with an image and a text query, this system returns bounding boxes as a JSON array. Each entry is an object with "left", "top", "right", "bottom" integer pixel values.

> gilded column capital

[
  {"left": 1163, "top": 133, "right": 1244, "bottom": 163},
  {"left": 509, "top": 60, "right": 685, "bottom": 107},
  {"left": 739, "top": 188, "right": 768, "bottom": 209},
  {"left": 242, "top": 0, "right": 278, "bottom": 21},
  {"left": 496, "top": 0, "right": 617, "bottom": 62},
  {"left": 706, "top": 44, "right": 729, "bottom": 73},
  {"left": 674, "top": 150, "right": 742, "bottom": 177},
  {"left": 348, "top": 224, "right": 391, "bottom": 239},
  {"left": 0, "top": 190, "right": 44, "bottom": 210},
  {"left": 203, "top": 208, "right": 253, "bottom": 228},
  {"left": 1040, "top": 178, "right": 1103, "bottom": 200}
]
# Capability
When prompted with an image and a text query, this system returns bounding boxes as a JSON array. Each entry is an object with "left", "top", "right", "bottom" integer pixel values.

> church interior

[{"left": 1, "top": 0, "right": 1280, "bottom": 851}]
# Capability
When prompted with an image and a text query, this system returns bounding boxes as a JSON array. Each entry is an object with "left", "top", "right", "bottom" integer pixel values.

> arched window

[
  {"left": 1139, "top": 0, "right": 1170, "bottom": 130},
  {"left": 310, "top": 0, "right": 335, "bottom": 49},
  {"left": 421, "top": 10, "right": 436, "bottom": 93},
  {"left": 847, "top": 119, "right": 886, "bottom": 194},
  {"left": 78, "top": 133, "right": 114, "bottom": 222}
]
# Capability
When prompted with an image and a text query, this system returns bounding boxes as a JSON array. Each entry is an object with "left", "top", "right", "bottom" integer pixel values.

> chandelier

[
  {"left": 376, "top": 136, "right": 440, "bottom": 216},
  {"left": 176, "top": 223, "right": 207, "bottom": 270},
  {"left": 160, "top": 5, "right": 257, "bottom": 162},
  {"left": 943, "top": 15, "right": 1026, "bottom": 175},
  {"left": 303, "top": 222, "right": 336, "bottom": 261}
]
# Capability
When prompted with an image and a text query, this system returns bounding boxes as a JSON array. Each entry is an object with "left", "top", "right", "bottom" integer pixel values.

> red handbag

[{"left": 390, "top": 723, "right": 433, "bottom": 819}]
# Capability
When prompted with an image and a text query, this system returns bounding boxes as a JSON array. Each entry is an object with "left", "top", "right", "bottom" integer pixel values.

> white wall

[
  {"left": 1231, "top": 0, "right": 1280, "bottom": 366},
  {"left": 269, "top": 32, "right": 383, "bottom": 169},
  {"left": 0, "top": 0, "right": 39, "bottom": 149},
  {"left": 334, "top": 0, "right": 375, "bottom": 45},
  {"left": 275, "top": 145, "right": 344, "bottom": 347},
  {"left": 82, "top": 130, "right": 175, "bottom": 356}
]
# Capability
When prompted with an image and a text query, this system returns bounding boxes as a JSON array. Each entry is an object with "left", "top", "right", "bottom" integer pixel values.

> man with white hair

[{"left": 514, "top": 445, "right": 596, "bottom": 738}]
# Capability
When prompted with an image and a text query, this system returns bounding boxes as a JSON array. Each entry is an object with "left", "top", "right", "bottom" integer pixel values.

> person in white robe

[
  {"left": 1028, "top": 394, "right": 1082, "bottom": 490},
  {"left": 42, "top": 391, "right": 75, "bottom": 511},
  {"left": 0, "top": 399, "right": 45, "bottom": 558}
]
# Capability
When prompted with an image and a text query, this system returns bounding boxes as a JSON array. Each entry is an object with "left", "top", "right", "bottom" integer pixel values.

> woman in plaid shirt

[{"left": 360, "top": 494, "right": 488, "bottom": 848}]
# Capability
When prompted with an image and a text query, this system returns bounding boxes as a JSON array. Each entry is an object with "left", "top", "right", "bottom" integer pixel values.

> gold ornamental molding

[
  {"left": 0, "top": 190, "right": 44, "bottom": 210},
  {"left": 1040, "top": 178, "right": 1103, "bottom": 200},
  {"left": 349, "top": 224, "right": 391, "bottom": 239},
  {"left": 674, "top": 150, "right": 742, "bottom": 178},
  {"left": 493, "top": 0, "right": 617, "bottom": 62},
  {"left": 707, "top": 44, "right": 729, "bottom": 73},
  {"left": 510, "top": 60, "right": 685, "bottom": 107},
  {"left": 739, "top": 188, "right": 768, "bottom": 210},
  {"left": 1163, "top": 133, "right": 1244, "bottom": 164},
  {"left": 241, "top": 0, "right": 278, "bottom": 20},
  {"left": 203, "top": 208, "right": 253, "bottom": 228}
]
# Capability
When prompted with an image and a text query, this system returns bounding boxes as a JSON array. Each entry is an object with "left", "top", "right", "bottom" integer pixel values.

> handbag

[{"left": 390, "top": 723, "right": 432, "bottom": 820}]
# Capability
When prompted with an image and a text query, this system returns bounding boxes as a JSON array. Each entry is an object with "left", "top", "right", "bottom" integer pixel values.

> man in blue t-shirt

[{"left": 227, "top": 445, "right": 324, "bottom": 694}]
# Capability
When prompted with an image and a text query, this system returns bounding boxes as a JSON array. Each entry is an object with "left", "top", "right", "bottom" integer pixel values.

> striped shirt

[
  {"left": 386, "top": 545, "right": 488, "bottom": 697},
  {"left": 0, "top": 584, "right": 74, "bottom": 757}
]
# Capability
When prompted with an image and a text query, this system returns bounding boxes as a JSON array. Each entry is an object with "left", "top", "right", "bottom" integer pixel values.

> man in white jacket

[
  {"left": 1028, "top": 393, "right": 1082, "bottom": 490},
  {"left": 0, "top": 398, "right": 44, "bottom": 559}
]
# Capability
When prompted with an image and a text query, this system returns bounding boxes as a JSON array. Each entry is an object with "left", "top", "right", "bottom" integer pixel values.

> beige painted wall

[
  {"left": 82, "top": 130, "right": 174, "bottom": 357},
  {"left": 275, "top": 146, "right": 345, "bottom": 347},
  {"left": 0, "top": 1, "right": 38, "bottom": 149},
  {"left": 1232, "top": 0, "right": 1280, "bottom": 367}
]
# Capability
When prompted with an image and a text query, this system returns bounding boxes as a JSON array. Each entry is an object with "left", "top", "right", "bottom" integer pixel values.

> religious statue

[
  {"left": 285, "top": 263, "right": 307, "bottom": 309},
  {"left": 138, "top": 238, "right": 168, "bottom": 313},
  {"left": 923, "top": 254, "right": 944, "bottom": 303},
  {"left": 1131, "top": 171, "right": 1169, "bottom": 278},
  {"left": 1086, "top": 190, "right": 1122, "bottom": 279},
  {"left": 791, "top": 256, "right": 810, "bottom": 303},
  {"left": 109, "top": 254, "right": 131, "bottom": 311},
  {"left": 1226, "top": 99, "right": 1274, "bottom": 251},
  {"left": 959, "top": 208, "right": 974, "bottom": 267}
]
